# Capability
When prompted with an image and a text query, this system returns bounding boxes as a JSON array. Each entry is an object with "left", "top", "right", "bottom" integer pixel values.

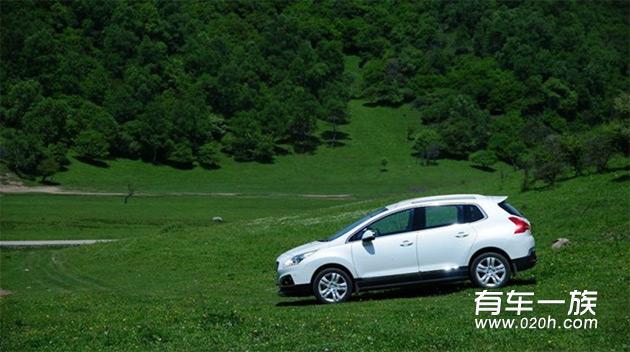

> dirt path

[
  {"left": 0, "top": 240, "right": 117, "bottom": 248},
  {"left": 0, "top": 184, "right": 127, "bottom": 196},
  {"left": 0, "top": 183, "right": 352, "bottom": 199}
]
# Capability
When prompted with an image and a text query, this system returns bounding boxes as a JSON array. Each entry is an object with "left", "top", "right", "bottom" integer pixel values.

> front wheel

[
  {"left": 313, "top": 268, "right": 353, "bottom": 304},
  {"left": 470, "top": 252, "right": 512, "bottom": 288}
]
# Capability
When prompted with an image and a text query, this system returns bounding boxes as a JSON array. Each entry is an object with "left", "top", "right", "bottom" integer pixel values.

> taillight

[{"left": 509, "top": 216, "right": 530, "bottom": 234}]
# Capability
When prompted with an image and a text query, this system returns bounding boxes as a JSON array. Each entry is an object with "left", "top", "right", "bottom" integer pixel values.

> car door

[
  {"left": 416, "top": 205, "right": 478, "bottom": 272},
  {"left": 350, "top": 209, "right": 419, "bottom": 279}
]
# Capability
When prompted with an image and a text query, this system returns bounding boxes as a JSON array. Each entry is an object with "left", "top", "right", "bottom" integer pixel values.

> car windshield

[{"left": 321, "top": 207, "right": 387, "bottom": 241}]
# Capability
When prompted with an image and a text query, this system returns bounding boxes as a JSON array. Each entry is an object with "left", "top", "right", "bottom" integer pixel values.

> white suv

[{"left": 276, "top": 194, "right": 536, "bottom": 304}]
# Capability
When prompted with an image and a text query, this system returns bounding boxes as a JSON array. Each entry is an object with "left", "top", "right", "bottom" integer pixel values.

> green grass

[
  {"left": 1, "top": 168, "right": 629, "bottom": 351},
  {"left": 2, "top": 96, "right": 629, "bottom": 350},
  {"left": 0, "top": 194, "right": 351, "bottom": 241},
  {"left": 344, "top": 55, "right": 364, "bottom": 97},
  {"left": 0, "top": 154, "right": 527, "bottom": 241}
]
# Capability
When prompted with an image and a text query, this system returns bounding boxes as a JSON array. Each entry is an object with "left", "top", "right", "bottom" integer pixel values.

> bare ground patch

[{"left": 0, "top": 182, "right": 352, "bottom": 199}]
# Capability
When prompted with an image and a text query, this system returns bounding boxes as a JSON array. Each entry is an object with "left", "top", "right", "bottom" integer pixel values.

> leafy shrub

[
  {"left": 532, "top": 135, "right": 566, "bottom": 186},
  {"left": 469, "top": 150, "right": 497, "bottom": 169},
  {"left": 412, "top": 129, "right": 443, "bottom": 166}
]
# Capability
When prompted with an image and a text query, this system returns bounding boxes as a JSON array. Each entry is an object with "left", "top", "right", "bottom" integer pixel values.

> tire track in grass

[
  {"left": 36, "top": 252, "right": 75, "bottom": 293},
  {"left": 23, "top": 250, "right": 71, "bottom": 293},
  {"left": 49, "top": 252, "right": 109, "bottom": 291},
  {"left": 24, "top": 250, "right": 110, "bottom": 293}
]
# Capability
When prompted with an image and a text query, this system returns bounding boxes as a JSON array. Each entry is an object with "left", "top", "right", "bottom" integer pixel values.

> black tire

[
  {"left": 470, "top": 252, "right": 512, "bottom": 289},
  {"left": 312, "top": 268, "right": 353, "bottom": 304}
]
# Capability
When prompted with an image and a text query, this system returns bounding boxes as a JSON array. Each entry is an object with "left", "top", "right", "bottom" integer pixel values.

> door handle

[
  {"left": 455, "top": 232, "right": 469, "bottom": 238},
  {"left": 400, "top": 240, "right": 414, "bottom": 247}
]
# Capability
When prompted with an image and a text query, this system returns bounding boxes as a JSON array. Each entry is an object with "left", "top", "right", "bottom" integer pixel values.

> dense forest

[{"left": 1, "top": 0, "right": 628, "bottom": 186}]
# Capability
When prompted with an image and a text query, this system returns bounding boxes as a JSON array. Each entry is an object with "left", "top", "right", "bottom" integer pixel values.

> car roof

[{"left": 386, "top": 194, "right": 507, "bottom": 210}]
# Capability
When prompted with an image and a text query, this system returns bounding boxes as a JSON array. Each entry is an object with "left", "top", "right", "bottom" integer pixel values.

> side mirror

[{"left": 362, "top": 229, "right": 376, "bottom": 242}]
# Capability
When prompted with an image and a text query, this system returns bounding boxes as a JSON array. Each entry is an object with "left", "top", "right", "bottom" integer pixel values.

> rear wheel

[
  {"left": 313, "top": 268, "right": 353, "bottom": 304},
  {"left": 470, "top": 252, "right": 511, "bottom": 288}
]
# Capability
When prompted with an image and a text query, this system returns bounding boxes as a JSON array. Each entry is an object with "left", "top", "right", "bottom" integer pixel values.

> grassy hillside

[
  {"left": 1, "top": 169, "right": 628, "bottom": 351},
  {"left": 47, "top": 99, "right": 519, "bottom": 197}
]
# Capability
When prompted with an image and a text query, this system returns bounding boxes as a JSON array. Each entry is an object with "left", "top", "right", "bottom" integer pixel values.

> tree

[
  {"left": 74, "top": 130, "right": 109, "bottom": 161},
  {"left": 380, "top": 158, "right": 388, "bottom": 172},
  {"left": 488, "top": 111, "right": 527, "bottom": 167},
  {"left": 584, "top": 131, "right": 616, "bottom": 173},
  {"left": 533, "top": 149, "right": 565, "bottom": 186},
  {"left": 421, "top": 94, "right": 489, "bottom": 159},
  {"left": 22, "top": 98, "right": 72, "bottom": 145},
  {"left": 469, "top": 150, "right": 497, "bottom": 169},
  {"left": 542, "top": 78, "right": 577, "bottom": 117},
  {"left": 0, "top": 129, "right": 45, "bottom": 175},
  {"left": 3, "top": 80, "right": 43, "bottom": 127},
  {"left": 319, "top": 80, "right": 350, "bottom": 147},
  {"left": 124, "top": 96, "right": 174, "bottom": 162},
  {"left": 36, "top": 157, "right": 59, "bottom": 183},
  {"left": 167, "top": 142, "right": 194, "bottom": 168},
  {"left": 604, "top": 119, "right": 630, "bottom": 157},
  {"left": 560, "top": 134, "right": 585, "bottom": 176},
  {"left": 532, "top": 135, "right": 566, "bottom": 186},
  {"left": 412, "top": 129, "right": 443, "bottom": 166},
  {"left": 197, "top": 142, "right": 221, "bottom": 169},
  {"left": 612, "top": 92, "right": 630, "bottom": 120},
  {"left": 124, "top": 183, "right": 135, "bottom": 204},
  {"left": 362, "top": 58, "right": 411, "bottom": 105},
  {"left": 515, "top": 152, "right": 534, "bottom": 192},
  {"left": 226, "top": 112, "right": 275, "bottom": 162},
  {"left": 70, "top": 101, "right": 118, "bottom": 147},
  {"left": 444, "top": 57, "right": 524, "bottom": 114}
]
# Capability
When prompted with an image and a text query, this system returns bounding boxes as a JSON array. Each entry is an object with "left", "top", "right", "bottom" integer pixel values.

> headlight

[{"left": 284, "top": 250, "right": 317, "bottom": 267}]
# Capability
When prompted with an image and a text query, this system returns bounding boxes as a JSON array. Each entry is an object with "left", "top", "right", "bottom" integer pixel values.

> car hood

[{"left": 276, "top": 240, "right": 330, "bottom": 263}]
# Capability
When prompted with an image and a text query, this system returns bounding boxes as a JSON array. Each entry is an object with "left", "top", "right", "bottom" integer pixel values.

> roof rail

[
  {"left": 386, "top": 194, "right": 486, "bottom": 209},
  {"left": 410, "top": 195, "right": 478, "bottom": 204}
]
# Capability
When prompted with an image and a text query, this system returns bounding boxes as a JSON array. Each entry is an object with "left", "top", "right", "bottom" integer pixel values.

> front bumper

[
  {"left": 513, "top": 248, "right": 537, "bottom": 272},
  {"left": 277, "top": 274, "right": 311, "bottom": 296},
  {"left": 278, "top": 283, "right": 311, "bottom": 297}
]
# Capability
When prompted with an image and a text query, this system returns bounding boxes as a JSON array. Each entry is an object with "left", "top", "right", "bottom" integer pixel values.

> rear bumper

[{"left": 513, "top": 248, "right": 537, "bottom": 272}]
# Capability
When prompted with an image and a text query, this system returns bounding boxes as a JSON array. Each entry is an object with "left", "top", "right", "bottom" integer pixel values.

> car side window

[
  {"left": 367, "top": 209, "right": 414, "bottom": 237},
  {"left": 424, "top": 205, "right": 460, "bottom": 229},
  {"left": 463, "top": 204, "right": 484, "bottom": 222}
]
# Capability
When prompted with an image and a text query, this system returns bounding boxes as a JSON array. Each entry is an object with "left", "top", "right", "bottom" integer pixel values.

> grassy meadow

[
  {"left": 1, "top": 98, "right": 629, "bottom": 351},
  {"left": 0, "top": 194, "right": 351, "bottom": 241},
  {"left": 1, "top": 168, "right": 629, "bottom": 351}
]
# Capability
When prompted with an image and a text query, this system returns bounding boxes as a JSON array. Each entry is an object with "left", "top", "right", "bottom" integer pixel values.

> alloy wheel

[
  {"left": 475, "top": 256, "right": 507, "bottom": 287},
  {"left": 317, "top": 272, "right": 348, "bottom": 303}
]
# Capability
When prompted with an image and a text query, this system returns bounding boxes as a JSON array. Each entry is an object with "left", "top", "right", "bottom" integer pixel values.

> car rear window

[
  {"left": 499, "top": 201, "right": 524, "bottom": 217},
  {"left": 413, "top": 204, "right": 485, "bottom": 230},
  {"left": 424, "top": 205, "right": 459, "bottom": 229}
]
